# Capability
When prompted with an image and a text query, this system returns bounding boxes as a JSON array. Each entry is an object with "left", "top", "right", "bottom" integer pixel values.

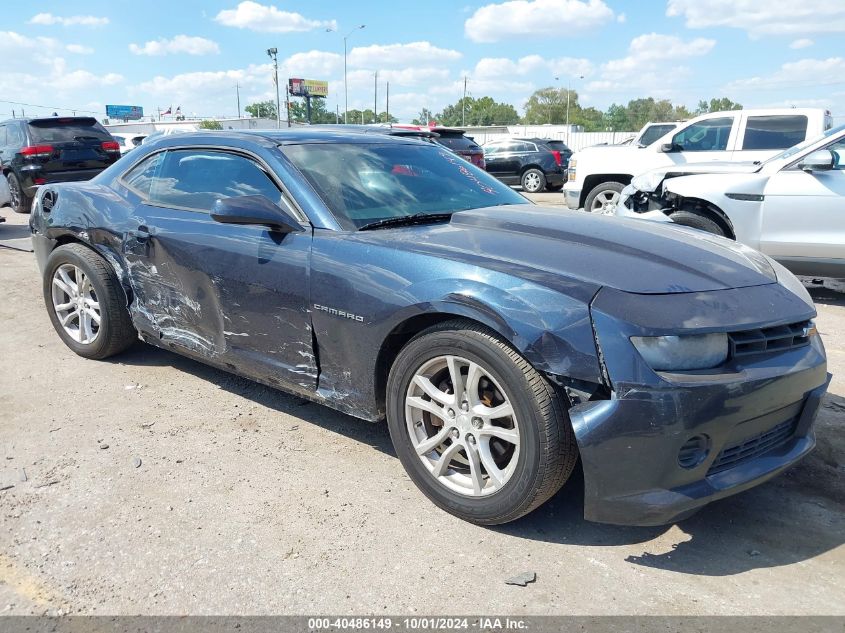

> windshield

[
  {"left": 282, "top": 142, "right": 526, "bottom": 230},
  {"left": 764, "top": 123, "right": 845, "bottom": 164}
]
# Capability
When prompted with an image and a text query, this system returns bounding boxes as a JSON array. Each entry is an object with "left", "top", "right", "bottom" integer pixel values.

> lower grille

[{"left": 707, "top": 418, "right": 797, "bottom": 476}]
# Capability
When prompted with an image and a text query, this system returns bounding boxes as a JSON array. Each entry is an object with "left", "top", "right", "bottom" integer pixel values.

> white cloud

[
  {"left": 790, "top": 38, "right": 814, "bottom": 49},
  {"left": 348, "top": 42, "right": 462, "bottom": 68},
  {"left": 29, "top": 13, "right": 109, "bottom": 27},
  {"left": 667, "top": 0, "right": 845, "bottom": 37},
  {"left": 471, "top": 55, "right": 593, "bottom": 81},
  {"left": 464, "top": 0, "right": 615, "bottom": 43},
  {"left": 724, "top": 57, "right": 845, "bottom": 91},
  {"left": 215, "top": 1, "right": 336, "bottom": 33},
  {"left": 66, "top": 44, "right": 94, "bottom": 54},
  {"left": 129, "top": 35, "right": 220, "bottom": 56},
  {"left": 280, "top": 50, "right": 343, "bottom": 77}
]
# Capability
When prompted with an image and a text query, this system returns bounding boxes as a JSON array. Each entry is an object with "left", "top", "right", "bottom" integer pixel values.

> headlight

[
  {"left": 630, "top": 171, "right": 664, "bottom": 193},
  {"left": 631, "top": 333, "right": 729, "bottom": 371}
]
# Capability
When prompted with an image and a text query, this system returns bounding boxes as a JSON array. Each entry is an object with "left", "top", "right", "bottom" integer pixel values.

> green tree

[
  {"left": 604, "top": 103, "right": 629, "bottom": 131},
  {"left": 245, "top": 100, "right": 277, "bottom": 119},
  {"left": 412, "top": 108, "right": 436, "bottom": 126},
  {"left": 695, "top": 97, "right": 742, "bottom": 115},
  {"left": 198, "top": 119, "right": 223, "bottom": 130},
  {"left": 436, "top": 96, "right": 519, "bottom": 126},
  {"left": 522, "top": 87, "right": 576, "bottom": 125}
]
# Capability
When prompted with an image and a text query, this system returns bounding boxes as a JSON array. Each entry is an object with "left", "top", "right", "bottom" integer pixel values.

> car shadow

[
  {"left": 807, "top": 282, "right": 845, "bottom": 307},
  {"left": 110, "top": 342, "right": 396, "bottom": 457},
  {"left": 111, "top": 341, "right": 844, "bottom": 578}
]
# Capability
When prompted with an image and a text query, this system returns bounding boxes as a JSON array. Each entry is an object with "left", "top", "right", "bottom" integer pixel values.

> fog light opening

[{"left": 678, "top": 434, "right": 710, "bottom": 469}]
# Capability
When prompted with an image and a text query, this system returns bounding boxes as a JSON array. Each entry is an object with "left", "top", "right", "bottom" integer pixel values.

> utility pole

[
  {"left": 565, "top": 74, "right": 584, "bottom": 139},
  {"left": 267, "top": 48, "right": 281, "bottom": 128},
  {"left": 374, "top": 71, "right": 378, "bottom": 124},
  {"left": 386, "top": 82, "right": 389, "bottom": 123},
  {"left": 236, "top": 83, "right": 241, "bottom": 119},
  {"left": 462, "top": 76, "right": 467, "bottom": 126},
  {"left": 343, "top": 25, "right": 366, "bottom": 124},
  {"left": 336, "top": 104, "right": 340, "bottom": 124}
]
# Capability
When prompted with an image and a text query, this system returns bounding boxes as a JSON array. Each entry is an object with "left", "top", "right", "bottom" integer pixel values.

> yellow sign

[{"left": 288, "top": 78, "right": 329, "bottom": 98}]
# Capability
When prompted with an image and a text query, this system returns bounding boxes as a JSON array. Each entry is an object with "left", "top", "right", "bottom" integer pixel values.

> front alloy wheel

[
  {"left": 387, "top": 319, "right": 578, "bottom": 525},
  {"left": 405, "top": 355, "right": 520, "bottom": 496},
  {"left": 52, "top": 263, "right": 102, "bottom": 345}
]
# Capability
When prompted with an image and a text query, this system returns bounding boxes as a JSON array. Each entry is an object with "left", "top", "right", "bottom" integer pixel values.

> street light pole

[
  {"left": 267, "top": 47, "right": 281, "bottom": 129},
  {"left": 565, "top": 74, "right": 584, "bottom": 136},
  {"left": 343, "top": 25, "right": 366, "bottom": 124}
]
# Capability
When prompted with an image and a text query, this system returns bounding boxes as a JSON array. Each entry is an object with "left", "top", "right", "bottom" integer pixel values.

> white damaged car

[{"left": 614, "top": 124, "right": 845, "bottom": 278}]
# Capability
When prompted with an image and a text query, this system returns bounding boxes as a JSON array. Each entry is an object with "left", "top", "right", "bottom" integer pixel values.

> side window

[
  {"left": 0, "top": 125, "right": 6, "bottom": 146},
  {"left": 672, "top": 117, "right": 733, "bottom": 152},
  {"left": 150, "top": 149, "right": 283, "bottom": 212},
  {"left": 512, "top": 142, "right": 533, "bottom": 152},
  {"left": 6, "top": 124, "right": 23, "bottom": 147},
  {"left": 122, "top": 152, "right": 165, "bottom": 198},
  {"left": 743, "top": 115, "right": 808, "bottom": 151}
]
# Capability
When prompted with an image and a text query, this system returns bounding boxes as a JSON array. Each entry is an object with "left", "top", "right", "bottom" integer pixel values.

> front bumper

[
  {"left": 572, "top": 283, "right": 829, "bottom": 526},
  {"left": 614, "top": 184, "right": 672, "bottom": 222},
  {"left": 570, "top": 373, "right": 829, "bottom": 526},
  {"left": 563, "top": 184, "right": 581, "bottom": 209}
]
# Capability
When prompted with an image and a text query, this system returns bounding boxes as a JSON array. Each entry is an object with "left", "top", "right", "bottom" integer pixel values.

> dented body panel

[{"left": 29, "top": 129, "right": 830, "bottom": 525}]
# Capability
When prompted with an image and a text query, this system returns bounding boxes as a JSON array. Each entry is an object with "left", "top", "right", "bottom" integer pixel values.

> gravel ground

[{"left": 0, "top": 208, "right": 843, "bottom": 616}]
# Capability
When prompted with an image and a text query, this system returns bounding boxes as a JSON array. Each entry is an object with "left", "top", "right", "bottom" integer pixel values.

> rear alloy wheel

[
  {"left": 43, "top": 244, "right": 138, "bottom": 359},
  {"left": 521, "top": 169, "right": 546, "bottom": 193},
  {"left": 585, "top": 181, "right": 625, "bottom": 215},
  {"left": 386, "top": 320, "right": 578, "bottom": 525},
  {"left": 7, "top": 172, "right": 32, "bottom": 214}
]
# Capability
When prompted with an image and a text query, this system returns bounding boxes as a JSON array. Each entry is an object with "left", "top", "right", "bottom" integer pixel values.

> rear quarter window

[{"left": 742, "top": 115, "right": 808, "bottom": 151}]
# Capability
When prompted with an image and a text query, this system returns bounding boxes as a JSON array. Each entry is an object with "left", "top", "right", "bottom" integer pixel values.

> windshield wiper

[{"left": 358, "top": 212, "right": 453, "bottom": 231}]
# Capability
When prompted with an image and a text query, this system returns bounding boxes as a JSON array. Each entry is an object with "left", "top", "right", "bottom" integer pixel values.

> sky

[{"left": 2, "top": 0, "right": 844, "bottom": 125}]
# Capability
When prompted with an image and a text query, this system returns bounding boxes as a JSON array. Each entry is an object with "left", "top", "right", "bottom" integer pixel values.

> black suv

[
  {"left": 483, "top": 137, "right": 572, "bottom": 193},
  {"left": 0, "top": 117, "right": 120, "bottom": 213}
]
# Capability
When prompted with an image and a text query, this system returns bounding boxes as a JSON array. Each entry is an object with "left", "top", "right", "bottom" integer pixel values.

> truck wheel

[
  {"left": 43, "top": 244, "right": 138, "bottom": 359},
  {"left": 669, "top": 210, "right": 726, "bottom": 237},
  {"left": 584, "top": 181, "right": 625, "bottom": 215},
  {"left": 521, "top": 169, "right": 546, "bottom": 193},
  {"left": 386, "top": 319, "right": 578, "bottom": 525},
  {"left": 7, "top": 172, "right": 32, "bottom": 214}
]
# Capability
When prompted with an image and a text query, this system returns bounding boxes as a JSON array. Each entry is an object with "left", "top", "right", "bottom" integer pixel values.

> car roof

[{"left": 142, "top": 128, "right": 436, "bottom": 149}]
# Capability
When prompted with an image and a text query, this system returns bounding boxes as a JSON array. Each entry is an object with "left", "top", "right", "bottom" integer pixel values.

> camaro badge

[{"left": 313, "top": 304, "right": 364, "bottom": 322}]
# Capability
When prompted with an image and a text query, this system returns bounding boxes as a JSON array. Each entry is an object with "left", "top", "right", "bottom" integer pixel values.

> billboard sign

[
  {"left": 106, "top": 105, "right": 144, "bottom": 120},
  {"left": 288, "top": 78, "right": 328, "bottom": 98}
]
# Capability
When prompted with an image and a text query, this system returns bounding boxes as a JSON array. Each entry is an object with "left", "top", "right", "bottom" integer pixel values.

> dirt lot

[{"left": 1, "top": 207, "right": 843, "bottom": 616}]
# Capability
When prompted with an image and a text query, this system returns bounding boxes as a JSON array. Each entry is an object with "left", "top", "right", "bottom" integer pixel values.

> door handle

[{"left": 128, "top": 226, "right": 150, "bottom": 242}]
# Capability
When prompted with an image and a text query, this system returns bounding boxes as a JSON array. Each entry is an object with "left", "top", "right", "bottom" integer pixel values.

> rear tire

[
  {"left": 7, "top": 172, "right": 32, "bottom": 214},
  {"left": 669, "top": 210, "right": 726, "bottom": 237},
  {"left": 386, "top": 319, "right": 578, "bottom": 525},
  {"left": 43, "top": 244, "right": 137, "bottom": 359},
  {"left": 584, "top": 181, "right": 625, "bottom": 215},
  {"left": 521, "top": 169, "right": 546, "bottom": 194}
]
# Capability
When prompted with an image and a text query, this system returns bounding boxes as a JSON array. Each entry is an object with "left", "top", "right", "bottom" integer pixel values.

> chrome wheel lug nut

[
  {"left": 461, "top": 402, "right": 469, "bottom": 412},
  {"left": 450, "top": 428, "right": 459, "bottom": 439}
]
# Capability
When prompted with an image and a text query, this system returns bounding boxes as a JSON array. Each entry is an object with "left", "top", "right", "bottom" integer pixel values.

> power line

[{"left": 0, "top": 99, "right": 101, "bottom": 116}]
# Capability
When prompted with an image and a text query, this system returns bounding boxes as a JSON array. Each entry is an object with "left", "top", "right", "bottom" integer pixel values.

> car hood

[{"left": 353, "top": 205, "right": 776, "bottom": 296}]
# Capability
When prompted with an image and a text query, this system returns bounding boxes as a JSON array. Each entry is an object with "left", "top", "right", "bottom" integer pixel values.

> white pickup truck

[{"left": 564, "top": 108, "right": 834, "bottom": 213}]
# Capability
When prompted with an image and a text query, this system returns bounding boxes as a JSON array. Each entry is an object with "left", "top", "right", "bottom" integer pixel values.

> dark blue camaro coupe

[{"left": 29, "top": 129, "right": 830, "bottom": 526}]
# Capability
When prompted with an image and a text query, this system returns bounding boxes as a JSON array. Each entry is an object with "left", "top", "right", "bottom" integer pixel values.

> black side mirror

[
  {"left": 659, "top": 142, "right": 680, "bottom": 153},
  {"left": 211, "top": 195, "right": 303, "bottom": 233}
]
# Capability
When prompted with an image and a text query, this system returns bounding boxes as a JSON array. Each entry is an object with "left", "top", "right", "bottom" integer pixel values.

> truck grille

[
  {"left": 729, "top": 320, "right": 812, "bottom": 358},
  {"left": 707, "top": 418, "right": 796, "bottom": 475}
]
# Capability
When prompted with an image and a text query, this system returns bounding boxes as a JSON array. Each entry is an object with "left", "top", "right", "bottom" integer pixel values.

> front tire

[
  {"left": 521, "top": 168, "right": 546, "bottom": 194},
  {"left": 669, "top": 210, "right": 727, "bottom": 237},
  {"left": 584, "top": 181, "right": 625, "bottom": 215},
  {"left": 43, "top": 244, "right": 137, "bottom": 359},
  {"left": 386, "top": 320, "right": 578, "bottom": 525},
  {"left": 7, "top": 172, "right": 32, "bottom": 214}
]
